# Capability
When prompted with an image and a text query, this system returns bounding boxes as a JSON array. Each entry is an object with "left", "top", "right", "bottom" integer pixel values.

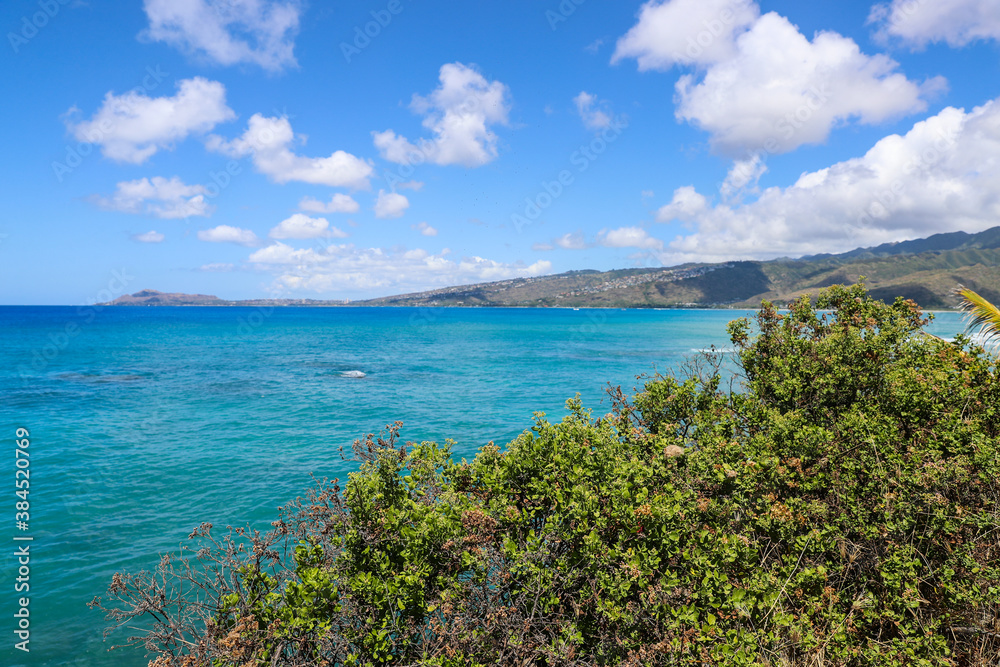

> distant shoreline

[{"left": 3, "top": 303, "right": 965, "bottom": 312}]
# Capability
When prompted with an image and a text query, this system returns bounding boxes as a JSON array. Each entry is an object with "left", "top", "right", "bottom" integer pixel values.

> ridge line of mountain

[{"left": 101, "top": 226, "right": 1000, "bottom": 310}]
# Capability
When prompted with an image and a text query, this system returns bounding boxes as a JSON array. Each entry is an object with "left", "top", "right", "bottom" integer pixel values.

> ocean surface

[{"left": 0, "top": 305, "right": 969, "bottom": 666}]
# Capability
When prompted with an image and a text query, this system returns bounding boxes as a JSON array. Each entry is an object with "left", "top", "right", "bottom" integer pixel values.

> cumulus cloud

[
  {"left": 720, "top": 153, "right": 768, "bottom": 199},
  {"left": 373, "top": 63, "right": 511, "bottom": 168},
  {"left": 299, "top": 193, "right": 360, "bottom": 214},
  {"left": 870, "top": 0, "right": 1000, "bottom": 47},
  {"left": 249, "top": 242, "right": 551, "bottom": 294},
  {"left": 207, "top": 114, "right": 373, "bottom": 189},
  {"left": 132, "top": 230, "right": 165, "bottom": 243},
  {"left": 269, "top": 213, "right": 348, "bottom": 240},
  {"left": 555, "top": 231, "right": 588, "bottom": 250},
  {"left": 247, "top": 241, "right": 322, "bottom": 265},
  {"left": 655, "top": 98, "right": 1000, "bottom": 263},
  {"left": 141, "top": 0, "right": 302, "bottom": 72},
  {"left": 655, "top": 186, "right": 708, "bottom": 222},
  {"left": 66, "top": 77, "right": 235, "bottom": 164},
  {"left": 574, "top": 92, "right": 613, "bottom": 131},
  {"left": 374, "top": 190, "right": 410, "bottom": 219},
  {"left": 599, "top": 227, "right": 664, "bottom": 250},
  {"left": 95, "top": 176, "right": 212, "bottom": 219},
  {"left": 199, "top": 263, "right": 235, "bottom": 272},
  {"left": 413, "top": 221, "right": 438, "bottom": 236},
  {"left": 614, "top": 1, "right": 943, "bottom": 156},
  {"left": 676, "top": 14, "right": 941, "bottom": 156},
  {"left": 198, "top": 225, "right": 259, "bottom": 246},
  {"left": 612, "top": 0, "right": 759, "bottom": 68}
]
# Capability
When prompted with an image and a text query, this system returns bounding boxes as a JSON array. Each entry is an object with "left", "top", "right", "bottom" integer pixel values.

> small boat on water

[{"left": 341, "top": 370, "right": 366, "bottom": 379}]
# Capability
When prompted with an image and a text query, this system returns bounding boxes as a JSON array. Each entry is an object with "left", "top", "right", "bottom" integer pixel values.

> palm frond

[{"left": 955, "top": 285, "right": 1000, "bottom": 345}]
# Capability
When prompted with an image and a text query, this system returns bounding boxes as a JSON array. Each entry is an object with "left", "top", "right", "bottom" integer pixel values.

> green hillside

[
  {"left": 360, "top": 227, "right": 1000, "bottom": 309},
  {"left": 105, "top": 227, "right": 1000, "bottom": 310}
]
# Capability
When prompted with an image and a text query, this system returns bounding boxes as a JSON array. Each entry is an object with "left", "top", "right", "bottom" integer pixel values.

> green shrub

[{"left": 94, "top": 284, "right": 1000, "bottom": 666}]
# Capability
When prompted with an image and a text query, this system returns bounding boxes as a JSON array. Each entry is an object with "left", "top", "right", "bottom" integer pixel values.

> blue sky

[{"left": 1, "top": 0, "right": 999, "bottom": 304}]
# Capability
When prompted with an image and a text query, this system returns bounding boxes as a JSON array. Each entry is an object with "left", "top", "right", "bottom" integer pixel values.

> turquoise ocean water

[{"left": 0, "top": 306, "right": 968, "bottom": 666}]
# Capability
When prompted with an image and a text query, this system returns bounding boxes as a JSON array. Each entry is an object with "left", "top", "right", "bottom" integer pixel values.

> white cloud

[
  {"left": 573, "top": 92, "right": 613, "bottom": 131},
  {"left": 676, "top": 14, "right": 941, "bottom": 156},
  {"left": 198, "top": 225, "right": 259, "bottom": 246},
  {"left": 96, "top": 176, "right": 212, "bottom": 219},
  {"left": 555, "top": 231, "right": 588, "bottom": 250},
  {"left": 655, "top": 186, "right": 708, "bottom": 222},
  {"left": 413, "top": 221, "right": 438, "bottom": 236},
  {"left": 656, "top": 98, "right": 1000, "bottom": 263},
  {"left": 614, "top": 2, "right": 942, "bottom": 156},
  {"left": 374, "top": 190, "right": 410, "bottom": 219},
  {"left": 248, "top": 241, "right": 323, "bottom": 264},
  {"left": 720, "top": 153, "right": 768, "bottom": 199},
  {"left": 142, "top": 0, "right": 301, "bottom": 72},
  {"left": 612, "top": 0, "right": 759, "bottom": 68},
  {"left": 599, "top": 227, "right": 664, "bottom": 250},
  {"left": 269, "top": 213, "right": 348, "bottom": 240},
  {"left": 298, "top": 193, "right": 360, "bottom": 214},
  {"left": 132, "top": 230, "right": 165, "bottom": 243},
  {"left": 532, "top": 242, "right": 555, "bottom": 252},
  {"left": 208, "top": 114, "right": 373, "bottom": 189},
  {"left": 249, "top": 242, "right": 551, "bottom": 294},
  {"left": 199, "top": 263, "right": 235, "bottom": 272},
  {"left": 373, "top": 62, "right": 511, "bottom": 168},
  {"left": 870, "top": 0, "right": 1000, "bottom": 47},
  {"left": 66, "top": 78, "right": 235, "bottom": 164},
  {"left": 372, "top": 131, "right": 415, "bottom": 164}
]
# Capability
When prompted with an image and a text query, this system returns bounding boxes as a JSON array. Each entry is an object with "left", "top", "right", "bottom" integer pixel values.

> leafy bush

[{"left": 93, "top": 284, "right": 1000, "bottom": 666}]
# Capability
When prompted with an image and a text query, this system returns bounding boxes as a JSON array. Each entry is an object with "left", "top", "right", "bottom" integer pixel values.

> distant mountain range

[{"left": 104, "top": 227, "right": 1000, "bottom": 310}]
